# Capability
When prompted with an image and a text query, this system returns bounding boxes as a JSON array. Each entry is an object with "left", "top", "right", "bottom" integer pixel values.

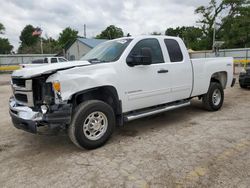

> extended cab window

[
  {"left": 129, "top": 39, "right": 164, "bottom": 64},
  {"left": 51, "top": 58, "right": 58, "bottom": 63},
  {"left": 164, "top": 39, "right": 183, "bottom": 62}
]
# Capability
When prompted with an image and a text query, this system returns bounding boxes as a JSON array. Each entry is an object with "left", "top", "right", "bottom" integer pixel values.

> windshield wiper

[{"left": 87, "top": 58, "right": 106, "bottom": 63}]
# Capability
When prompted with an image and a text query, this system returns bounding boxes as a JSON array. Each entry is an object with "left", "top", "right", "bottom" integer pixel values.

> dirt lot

[{"left": 0, "top": 73, "right": 250, "bottom": 188}]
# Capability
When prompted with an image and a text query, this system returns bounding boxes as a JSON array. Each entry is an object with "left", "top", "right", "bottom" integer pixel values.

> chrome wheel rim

[
  {"left": 212, "top": 89, "right": 221, "bottom": 106},
  {"left": 83, "top": 111, "right": 108, "bottom": 141}
]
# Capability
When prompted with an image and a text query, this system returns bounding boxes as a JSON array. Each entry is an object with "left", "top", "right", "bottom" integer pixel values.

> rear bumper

[{"left": 9, "top": 97, "right": 72, "bottom": 134}]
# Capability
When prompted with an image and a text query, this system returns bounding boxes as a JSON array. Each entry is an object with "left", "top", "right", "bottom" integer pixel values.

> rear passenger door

[{"left": 164, "top": 39, "right": 193, "bottom": 101}]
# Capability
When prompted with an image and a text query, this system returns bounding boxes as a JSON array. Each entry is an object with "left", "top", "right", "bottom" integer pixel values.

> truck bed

[{"left": 191, "top": 57, "right": 234, "bottom": 97}]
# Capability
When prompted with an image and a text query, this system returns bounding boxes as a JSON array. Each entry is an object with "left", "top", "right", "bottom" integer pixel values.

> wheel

[
  {"left": 202, "top": 82, "right": 224, "bottom": 111},
  {"left": 68, "top": 100, "right": 115, "bottom": 149}
]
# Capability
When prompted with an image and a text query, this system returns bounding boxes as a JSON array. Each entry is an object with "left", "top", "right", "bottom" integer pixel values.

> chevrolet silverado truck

[{"left": 9, "top": 36, "right": 235, "bottom": 149}]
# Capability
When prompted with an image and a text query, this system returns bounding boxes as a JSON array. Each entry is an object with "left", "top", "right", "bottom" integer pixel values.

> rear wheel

[
  {"left": 68, "top": 100, "right": 115, "bottom": 149},
  {"left": 202, "top": 82, "right": 224, "bottom": 111}
]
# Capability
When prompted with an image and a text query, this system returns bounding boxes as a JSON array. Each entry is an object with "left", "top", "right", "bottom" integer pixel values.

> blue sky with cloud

[{"left": 0, "top": 0, "right": 208, "bottom": 50}]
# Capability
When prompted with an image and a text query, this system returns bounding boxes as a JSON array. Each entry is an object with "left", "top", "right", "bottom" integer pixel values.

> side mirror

[{"left": 126, "top": 47, "right": 152, "bottom": 66}]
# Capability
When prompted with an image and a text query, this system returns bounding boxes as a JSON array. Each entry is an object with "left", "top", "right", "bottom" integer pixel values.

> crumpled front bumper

[
  {"left": 9, "top": 97, "right": 42, "bottom": 133},
  {"left": 9, "top": 97, "right": 72, "bottom": 134}
]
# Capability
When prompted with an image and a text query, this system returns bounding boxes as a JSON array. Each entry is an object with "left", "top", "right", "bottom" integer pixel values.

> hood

[{"left": 12, "top": 60, "right": 91, "bottom": 78}]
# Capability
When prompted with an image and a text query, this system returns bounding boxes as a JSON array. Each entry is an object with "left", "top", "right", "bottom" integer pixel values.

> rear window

[
  {"left": 44, "top": 58, "right": 48, "bottom": 63},
  {"left": 51, "top": 58, "right": 58, "bottom": 63},
  {"left": 164, "top": 39, "right": 183, "bottom": 62},
  {"left": 59, "top": 58, "right": 67, "bottom": 62}
]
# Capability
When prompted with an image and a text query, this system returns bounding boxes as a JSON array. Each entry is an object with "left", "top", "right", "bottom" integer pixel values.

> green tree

[
  {"left": 18, "top": 42, "right": 41, "bottom": 54},
  {"left": 58, "top": 27, "right": 78, "bottom": 47},
  {"left": 221, "top": 5, "right": 250, "bottom": 48},
  {"left": 0, "top": 23, "right": 5, "bottom": 34},
  {"left": 0, "top": 23, "right": 13, "bottom": 54},
  {"left": 43, "top": 37, "right": 61, "bottom": 54},
  {"left": 96, "top": 25, "right": 123, "bottom": 39},
  {"left": 19, "top": 25, "right": 39, "bottom": 46},
  {"left": 195, "top": 0, "right": 248, "bottom": 49},
  {"left": 0, "top": 38, "right": 13, "bottom": 54},
  {"left": 165, "top": 26, "right": 205, "bottom": 50},
  {"left": 165, "top": 27, "right": 181, "bottom": 37},
  {"left": 19, "top": 37, "right": 62, "bottom": 54}
]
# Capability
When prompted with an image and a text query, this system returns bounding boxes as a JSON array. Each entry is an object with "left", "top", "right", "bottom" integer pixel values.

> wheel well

[
  {"left": 71, "top": 86, "right": 122, "bottom": 116},
  {"left": 211, "top": 72, "right": 227, "bottom": 89}
]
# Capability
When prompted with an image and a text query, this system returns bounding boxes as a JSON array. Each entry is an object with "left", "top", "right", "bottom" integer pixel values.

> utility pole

[
  {"left": 40, "top": 37, "right": 43, "bottom": 54},
  {"left": 84, "top": 24, "right": 86, "bottom": 38},
  {"left": 213, "top": 21, "right": 216, "bottom": 51}
]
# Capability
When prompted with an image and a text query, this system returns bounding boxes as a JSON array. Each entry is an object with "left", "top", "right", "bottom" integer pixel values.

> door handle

[{"left": 157, "top": 69, "right": 169, "bottom": 73}]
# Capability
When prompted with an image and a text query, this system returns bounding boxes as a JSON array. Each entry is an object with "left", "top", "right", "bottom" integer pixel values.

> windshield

[{"left": 81, "top": 39, "right": 132, "bottom": 63}]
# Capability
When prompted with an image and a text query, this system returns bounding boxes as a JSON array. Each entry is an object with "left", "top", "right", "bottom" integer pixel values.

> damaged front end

[{"left": 9, "top": 75, "right": 72, "bottom": 134}]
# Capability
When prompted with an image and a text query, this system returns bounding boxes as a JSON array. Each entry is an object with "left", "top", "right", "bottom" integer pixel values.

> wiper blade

[{"left": 87, "top": 58, "right": 106, "bottom": 63}]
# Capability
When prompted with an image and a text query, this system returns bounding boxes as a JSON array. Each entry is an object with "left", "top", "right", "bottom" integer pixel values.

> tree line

[
  {"left": 0, "top": 0, "right": 249, "bottom": 54},
  {"left": 164, "top": 0, "right": 250, "bottom": 50}
]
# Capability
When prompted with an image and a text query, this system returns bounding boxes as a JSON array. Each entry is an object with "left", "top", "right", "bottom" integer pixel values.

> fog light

[{"left": 41, "top": 105, "right": 48, "bottom": 114}]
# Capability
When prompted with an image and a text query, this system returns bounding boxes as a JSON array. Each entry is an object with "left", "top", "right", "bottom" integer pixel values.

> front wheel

[
  {"left": 202, "top": 82, "right": 224, "bottom": 111},
  {"left": 68, "top": 100, "right": 115, "bottom": 149}
]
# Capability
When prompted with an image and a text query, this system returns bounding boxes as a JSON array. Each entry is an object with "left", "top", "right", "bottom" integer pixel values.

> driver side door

[{"left": 121, "top": 38, "right": 172, "bottom": 112}]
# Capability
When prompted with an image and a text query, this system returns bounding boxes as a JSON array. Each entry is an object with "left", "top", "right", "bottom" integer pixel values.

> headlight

[
  {"left": 52, "top": 81, "right": 61, "bottom": 92},
  {"left": 41, "top": 105, "right": 48, "bottom": 114}
]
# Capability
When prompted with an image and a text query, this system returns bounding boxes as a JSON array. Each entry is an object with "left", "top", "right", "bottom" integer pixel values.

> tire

[
  {"left": 202, "top": 82, "right": 224, "bottom": 111},
  {"left": 240, "top": 83, "right": 247, "bottom": 88},
  {"left": 68, "top": 100, "right": 115, "bottom": 149}
]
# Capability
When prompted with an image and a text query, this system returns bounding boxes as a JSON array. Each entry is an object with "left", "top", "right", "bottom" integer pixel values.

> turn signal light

[{"left": 53, "top": 81, "right": 61, "bottom": 92}]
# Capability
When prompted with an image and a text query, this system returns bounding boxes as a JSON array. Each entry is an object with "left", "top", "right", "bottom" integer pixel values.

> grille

[
  {"left": 12, "top": 78, "right": 26, "bottom": 87},
  {"left": 11, "top": 78, "right": 33, "bottom": 106},
  {"left": 14, "top": 93, "right": 28, "bottom": 103}
]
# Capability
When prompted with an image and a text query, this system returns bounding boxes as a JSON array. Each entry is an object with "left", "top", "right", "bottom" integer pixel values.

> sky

[{"left": 0, "top": 0, "right": 209, "bottom": 51}]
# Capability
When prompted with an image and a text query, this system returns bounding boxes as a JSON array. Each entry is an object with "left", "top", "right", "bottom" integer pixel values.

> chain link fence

[{"left": 190, "top": 48, "right": 250, "bottom": 74}]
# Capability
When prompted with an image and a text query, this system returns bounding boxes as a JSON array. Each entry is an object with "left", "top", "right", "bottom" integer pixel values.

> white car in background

[{"left": 21, "top": 57, "right": 68, "bottom": 68}]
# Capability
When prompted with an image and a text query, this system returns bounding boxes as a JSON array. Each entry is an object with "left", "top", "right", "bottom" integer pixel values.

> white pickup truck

[
  {"left": 9, "top": 36, "right": 235, "bottom": 149},
  {"left": 20, "top": 57, "right": 68, "bottom": 68}
]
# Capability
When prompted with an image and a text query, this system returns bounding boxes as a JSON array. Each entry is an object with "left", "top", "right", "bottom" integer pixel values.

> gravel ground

[{"left": 0, "top": 73, "right": 250, "bottom": 188}]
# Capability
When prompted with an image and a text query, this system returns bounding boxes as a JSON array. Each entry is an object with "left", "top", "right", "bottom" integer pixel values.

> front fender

[{"left": 46, "top": 63, "right": 119, "bottom": 101}]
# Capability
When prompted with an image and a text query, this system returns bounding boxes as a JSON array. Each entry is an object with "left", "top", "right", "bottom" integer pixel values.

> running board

[{"left": 124, "top": 101, "right": 191, "bottom": 122}]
